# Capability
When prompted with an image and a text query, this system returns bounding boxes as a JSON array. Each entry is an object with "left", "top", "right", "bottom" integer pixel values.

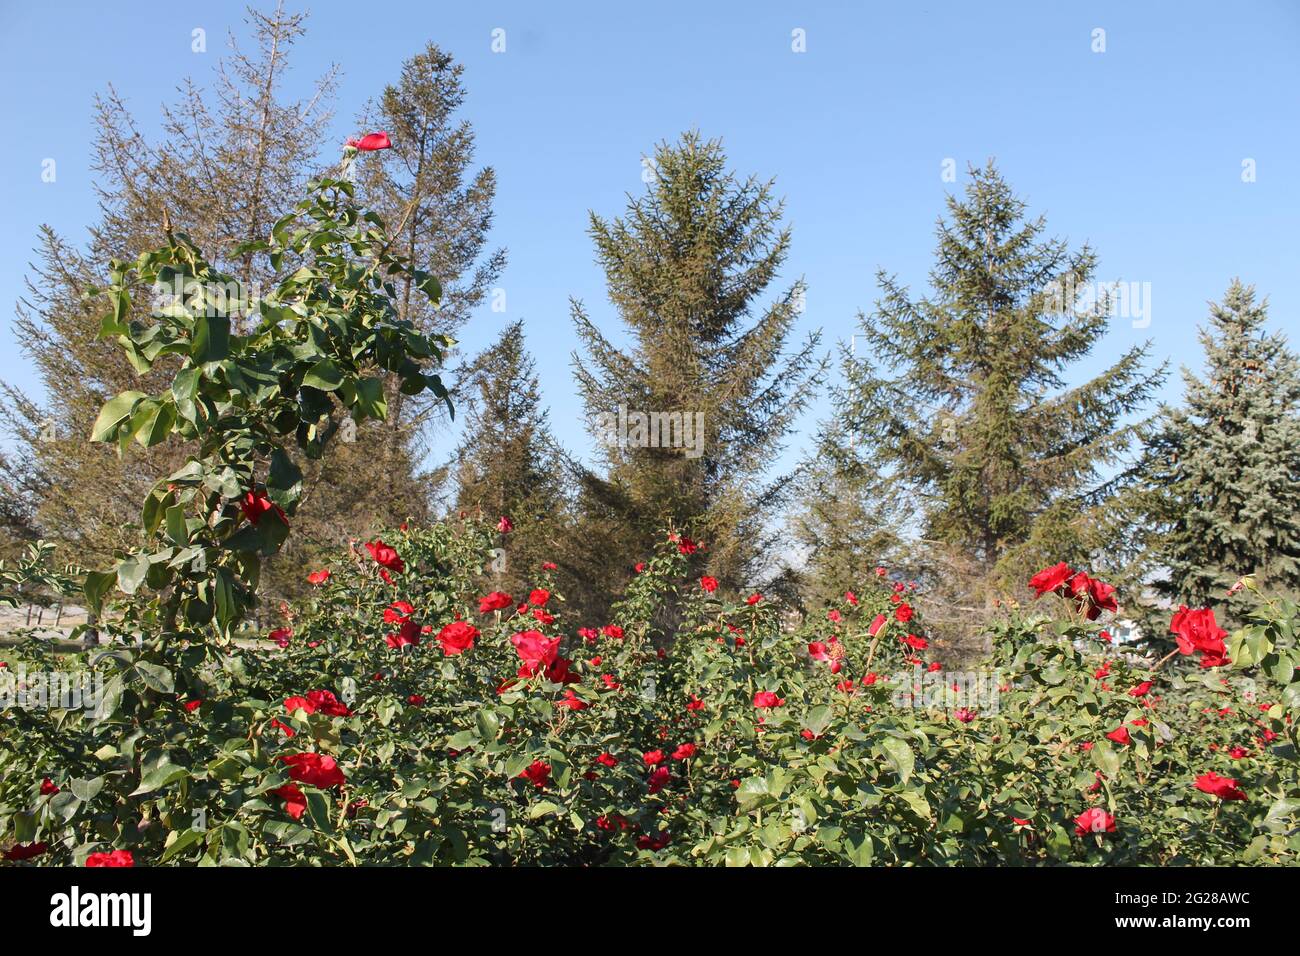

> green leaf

[
  {"left": 115, "top": 554, "right": 150, "bottom": 595},
  {"left": 881, "top": 737, "right": 915, "bottom": 784},
  {"left": 192, "top": 314, "right": 230, "bottom": 363},
  {"left": 70, "top": 776, "right": 104, "bottom": 802},
  {"left": 90, "top": 391, "right": 146, "bottom": 443},
  {"left": 134, "top": 660, "right": 175, "bottom": 694},
  {"left": 303, "top": 358, "right": 344, "bottom": 391},
  {"left": 83, "top": 569, "right": 117, "bottom": 613},
  {"left": 353, "top": 376, "right": 387, "bottom": 420},
  {"left": 131, "top": 762, "right": 189, "bottom": 796}
]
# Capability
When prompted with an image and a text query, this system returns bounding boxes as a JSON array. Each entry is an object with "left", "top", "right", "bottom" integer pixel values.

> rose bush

[
  {"left": 2, "top": 525, "right": 1296, "bottom": 866},
  {"left": 1, "top": 135, "right": 1296, "bottom": 867}
]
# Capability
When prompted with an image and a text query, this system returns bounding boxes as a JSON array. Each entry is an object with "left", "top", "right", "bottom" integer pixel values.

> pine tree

[
  {"left": 1141, "top": 280, "right": 1300, "bottom": 621},
  {"left": 841, "top": 161, "right": 1165, "bottom": 606},
  {"left": 446, "top": 320, "right": 567, "bottom": 596},
  {"left": 569, "top": 132, "right": 825, "bottom": 596}
]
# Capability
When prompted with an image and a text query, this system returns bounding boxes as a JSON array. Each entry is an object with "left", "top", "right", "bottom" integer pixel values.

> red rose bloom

[
  {"left": 700, "top": 575, "right": 719, "bottom": 593},
  {"left": 1105, "top": 726, "right": 1132, "bottom": 746},
  {"left": 4, "top": 841, "right": 48, "bottom": 861},
  {"left": 241, "top": 490, "right": 286, "bottom": 526},
  {"left": 273, "top": 783, "right": 307, "bottom": 820},
  {"left": 672, "top": 743, "right": 697, "bottom": 760},
  {"left": 1194, "top": 772, "right": 1248, "bottom": 801},
  {"left": 437, "top": 620, "right": 478, "bottom": 656},
  {"left": 647, "top": 766, "right": 671, "bottom": 794},
  {"left": 346, "top": 131, "right": 391, "bottom": 151},
  {"left": 365, "top": 540, "right": 405, "bottom": 574},
  {"left": 753, "top": 691, "right": 785, "bottom": 709},
  {"left": 895, "top": 603, "right": 914, "bottom": 623},
  {"left": 1029, "top": 561, "right": 1073, "bottom": 598},
  {"left": 478, "top": 591, "right": 513, "bottom": 614},
  {"left": 520, "top": 760, "right": 550, "bottom": 788},
  {"left": 1170, "top": 606, "right": 1228, "bottom": 659},
  {"left": 307, "top": 569, "right": 330, "bottom": 585},
  {"left": 86, "top": 850, "right": 135, "bottom": 867},
  {"left": 280, "top": 752, "right": 346, "bottom": 788},
  {"left": 1073, "top": 808, "right": 1116, "bottom": 836}
]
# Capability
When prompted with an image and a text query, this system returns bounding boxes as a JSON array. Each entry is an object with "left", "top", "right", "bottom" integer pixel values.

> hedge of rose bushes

[{"left": 1, "top": 521, "right": 1297, "bottom": 867}]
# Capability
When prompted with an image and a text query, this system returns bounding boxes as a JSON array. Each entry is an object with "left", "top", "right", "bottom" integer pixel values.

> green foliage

[
  {"left": 840, "top": 162, "right": 1165, "bottom": 603},
  {"left": 1138, "top": 280, "right": 1300, "bottom": 625},
  {"left": 569, "top": 132, "right": 827, "bottom": 602},
  {"left": 2, "top": 523, "right": 1296, "bottom": 866},
  {"left": 85, "top": 147, "right": 451, "bottom": 639}
]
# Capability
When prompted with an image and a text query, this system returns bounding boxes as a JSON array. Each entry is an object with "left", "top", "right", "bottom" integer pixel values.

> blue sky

[{"left": 1, "top": 0, "right": 1297, "bottom": 477}]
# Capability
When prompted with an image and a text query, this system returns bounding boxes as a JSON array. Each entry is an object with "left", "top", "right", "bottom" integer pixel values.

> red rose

[
  {"left": 700, "top": 575, "right": 718, "bottom": 593},
  {"left": 895, "top": 603, "right": 914, "bottom": 623},
  {"left": 40, "top": 777, "right": 59, "bottom": 795},
  {"left": 1170, "top": 606, "right": 1228, "bottom": 659},
  {"left": 753, "top": 691, "right": 785, "bottom": 709},
  {"left": 647, "top": 766, "right": 671, "bottom": 794},
  {"left": 241, "top": 489, "right": 287, "bottom": 526},
  {"left": 637, "top": 830, "right": 671, "bottom": 850},
  {"left": 273, "top": 783, "right": 307, "bottom": 820},
  {"left": 1194, "top": 772, "right": 1248, "bottom": 801},
  {"left": 555, "top": 689, "right": 588, "bottom": 710},
  {"left": 496, "top": 515, "right": 514, "bottom": 533},
  {"left": 267, "top": 626, "right": 292, "bottom": 648},
  {"left": 642, "top": 749, "right": 666, "bottom": 766},
  {"left": 747, "top": 592, "right": 763, "bottom": 605},
  {"left": 478, "top": 591, "right": 513, "bottom": 614},
  {"left": 384, "top": 619, "right": 421, "bottom": 649},
  {"left": 307, "top": 569, "right": 330, "bottom": 585},
  {"left": 1128, "top": 681, "right": 1153, "bottom": 697},
  {"left": 511, "top": 630, "right": 561, "bottom": 671},
  {"left": 672, "top": 743, "right": 697, "bottom": 760},
  {"left": 437, "top": 620, "right": 478, "bottom": 656},
  {"left": 601, "top": 624, "right": 624, "bottom": 640},
  {"left": 528, "top": 588, "right": 551, "bottom": 607},
  {"left": 384, "top": 600, "right": 415, "bottom": 623},
  {"left": 365, "top": 540, "right": 405, "bottom": 574},
  {"left": 4, "top": 841, "right": 48, "bottom": 861},
  {"left": 346, "top": 131, "right": 391, "bottom": 151},
  {"left": 280, "top": 752, "right": 346, "bottom": 788},
  {"left": 519, "top": 760, "right": 550, "bottom": 788},
  {"left": 1105, "top": 726, "right": 1132, "bottom": 746},
  {"left": 1029, "top": 561, "right": 1073, "bottom": 598},
  {"left": 596, "top": 752, "right": 618, "bottom": 768},
  {"left": 1073, "top": 808, "right": 1116, "bottom": 836},
  {"left": 85, "top": 849, "right": 135, "bottom": 867}
]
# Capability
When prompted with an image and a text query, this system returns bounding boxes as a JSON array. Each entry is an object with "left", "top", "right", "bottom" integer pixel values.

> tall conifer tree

[
  {"left": 569, "top": 132, "right": 824, "bottom": 596},
  {"left": 1140, "top": 280, "right": 1300, "bottom": 621},
  {"left": 841, "top": 162, "right": 1164, "bottom": 605}
]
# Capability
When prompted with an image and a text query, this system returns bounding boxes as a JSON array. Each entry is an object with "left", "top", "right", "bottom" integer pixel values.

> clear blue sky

[{"left": 1, "top": 0, "right": 1297, "bottom": 478}]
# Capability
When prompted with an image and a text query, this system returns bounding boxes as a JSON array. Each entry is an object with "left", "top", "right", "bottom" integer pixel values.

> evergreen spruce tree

[
  {"left": 1142, "top": 280, "right": 1300, "bottom": 621},
  {"left": 569, "top": 132, "right": 825, "bottom": 599},
  {"left": 447, "top": 321, "right": 568, "bottom": 596},
  {"left": 841, "top": 161, "right": 1165, "bottom": 609}
]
